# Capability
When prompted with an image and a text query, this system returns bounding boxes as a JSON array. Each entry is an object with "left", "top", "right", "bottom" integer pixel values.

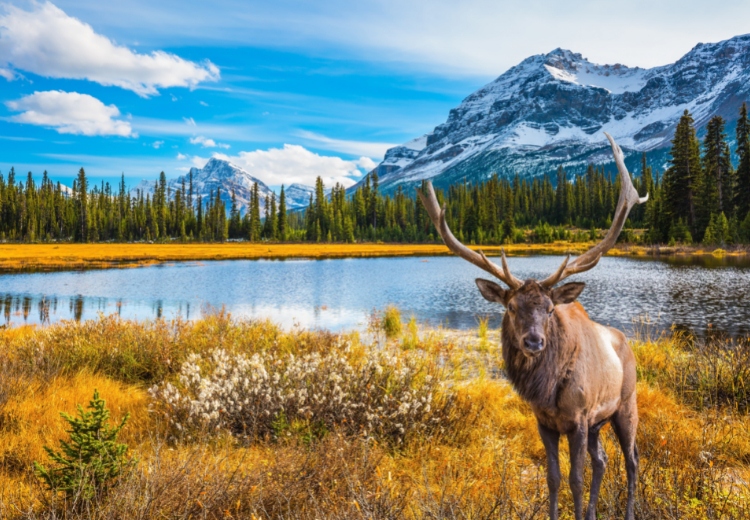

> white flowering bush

[{"left": 149, "top": 341, "right": 453, "bottom": 444}]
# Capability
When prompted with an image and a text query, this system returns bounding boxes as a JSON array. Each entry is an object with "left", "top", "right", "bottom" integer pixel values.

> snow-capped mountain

[
  {"left": 368, "top": 33, "right": 750, "bottom": 192},
  {"left": 131, "top": 158, "right": 276, "bottom": 214},
  {"left": 131, "top": 159, "right": 316, "bottom": 212},
  {"left": 284, "top": 183, "right": 315, "bottom": 210}
]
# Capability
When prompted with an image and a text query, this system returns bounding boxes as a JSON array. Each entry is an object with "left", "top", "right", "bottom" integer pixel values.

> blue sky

[{"left": 1, "top": 0, "right": 750, "bottom": 191}]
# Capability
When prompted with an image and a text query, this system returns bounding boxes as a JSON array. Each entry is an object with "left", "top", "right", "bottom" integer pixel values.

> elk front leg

[
  {"left": 585, "top": 423, "right": 608, "bottom": 520},
  {"left": 567, "top": 424, "right": 588, "bottom": 520},
  {"left": 538, "top": 422, "right": 561, "bottom": 520}
]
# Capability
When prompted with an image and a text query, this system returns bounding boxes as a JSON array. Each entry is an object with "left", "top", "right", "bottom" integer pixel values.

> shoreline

[{"left": 0, "top": 241, "right": 745, "bottom": 273}]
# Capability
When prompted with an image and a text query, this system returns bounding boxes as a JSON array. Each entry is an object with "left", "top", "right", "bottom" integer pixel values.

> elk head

[{"left": 417, "top": 133, "right": 648, "bottom": 356}]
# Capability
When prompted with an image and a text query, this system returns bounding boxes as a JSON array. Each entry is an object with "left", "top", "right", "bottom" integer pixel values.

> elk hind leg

[
  {"left": 585, "top": 422, "right": 608, "bottom": 520},
  {"left": 612, "top": 396, "right": 639, "bottom": 520},
  {"left": 538, "top": 422, "right": 561, "bottom": 520}
]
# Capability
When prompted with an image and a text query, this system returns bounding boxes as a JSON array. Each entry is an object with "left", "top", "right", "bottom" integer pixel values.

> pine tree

[
  {"left": 249, "top": 182, "right": 261, "bottom": 241},
  {"left": 268, "top": 193, "right": 277, "bottom": 240},
  {"left": 278, "top": 185, "right": 287, "bottom": 241},
  {"left": 664, "top": 110, "right": 702, "bottom": 236},
  {"left": 34, "top": 390, "right": 135, "bottom": 501},
  {"left": 156, "top": 171, "right": 167, "bottom": 240},
  {"left": 700, "top": 116, "right": 734, "bottom": 226},
  {"left": 736, "top": 103, "right": 750, "bottom": 219},
  {"left": 76, "top": 167, "right": 88, "bottom": 241},
  {"left": 228, "top": 189, "right": 241, "bottom": 238}
]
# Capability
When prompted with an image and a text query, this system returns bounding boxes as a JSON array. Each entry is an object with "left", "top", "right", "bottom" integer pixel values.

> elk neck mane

[{"left": 501, "top": 309, "right": 580, "bottom": 409}]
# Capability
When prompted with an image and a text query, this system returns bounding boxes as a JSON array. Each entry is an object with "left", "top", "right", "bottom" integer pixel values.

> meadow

[
  {"left": 0, "top": 241, "right": 743, "bottom": 272},
  {"left": 0, "top": 310, "right": 748, "bottom": 519}
]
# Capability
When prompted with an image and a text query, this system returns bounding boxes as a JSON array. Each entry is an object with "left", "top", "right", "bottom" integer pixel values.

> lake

[{"left": 1, "top": 255, "right": 750, "bottom": 336}]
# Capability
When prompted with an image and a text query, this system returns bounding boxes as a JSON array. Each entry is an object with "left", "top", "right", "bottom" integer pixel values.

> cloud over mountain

[{"left": 203, "top": 144, "right": 374, "bottom": 187}]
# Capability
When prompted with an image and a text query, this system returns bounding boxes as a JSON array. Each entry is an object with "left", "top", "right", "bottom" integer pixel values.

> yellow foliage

[
  {"left": 0, "top": 241, "right": 652, "bottom": 272},
  {"left": 0, "top": 316, "right": 748, "bottom": 518}
]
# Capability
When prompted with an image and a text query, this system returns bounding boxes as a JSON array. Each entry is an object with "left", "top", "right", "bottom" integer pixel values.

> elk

[{"left": 418, "top": 133, "right": 647, "bottom": 520}]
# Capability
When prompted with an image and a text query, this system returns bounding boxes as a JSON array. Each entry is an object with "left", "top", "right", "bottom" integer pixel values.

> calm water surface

[{"left": 1, "top": 256, "right": 750, "bottom": 335}]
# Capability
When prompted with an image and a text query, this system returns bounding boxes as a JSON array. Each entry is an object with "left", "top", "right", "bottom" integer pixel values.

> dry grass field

[
  {"left": 0, "top": 241, "right": 743, "bottom": 272},
  {"left": 0, "top": 311, "right": 747, "bottom": 519}
]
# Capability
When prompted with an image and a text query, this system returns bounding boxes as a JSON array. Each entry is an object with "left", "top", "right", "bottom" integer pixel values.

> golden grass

[
  {"left": 0, "top": 242, "right": 617, "bottom": 272},
  {"left": 1, "top": 241, "right": 749, "bottom": 273},
  {"left": 0, "top": 241, "right": 706, "bottom": 273},
  {"left": 0, "top": 315, "right": 748, "bottom": 518}
]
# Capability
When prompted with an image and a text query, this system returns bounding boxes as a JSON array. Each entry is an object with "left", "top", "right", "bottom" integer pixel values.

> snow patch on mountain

[{"left": 284, "top": 183, "right": 315, "bottom": 210}]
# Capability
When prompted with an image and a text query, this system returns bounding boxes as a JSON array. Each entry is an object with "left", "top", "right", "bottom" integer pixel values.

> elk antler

[
  {"left": 539, "top": 132, "right": 649, "bottom": 288},
  {"left": 417, "top": 181, "right": 523, "bottom": 289}
]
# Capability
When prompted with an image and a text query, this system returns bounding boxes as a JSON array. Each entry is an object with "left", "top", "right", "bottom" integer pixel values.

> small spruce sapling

[{"left": 34, "top": 390, "right": 136, "bottom": 501}]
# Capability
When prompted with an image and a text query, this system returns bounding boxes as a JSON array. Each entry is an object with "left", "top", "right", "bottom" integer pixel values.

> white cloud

[
  {"left": 170, "top": 94, "right": 178, "bottom": 102},
  {"left": 52, "top": 1, "right": 750, "bottom": 78},
  {"left": 206, "top": 144, "right": 374, "bottom": 187},
  {"left": 176, "top": 152, "right": 207, "bottom": 168},
  {"left": 6, "top": 90, "right": 135, "bottom": 137},
  {"left": 190, "top": 135, "right": 230, "bottom": 149},
  {"left": 152, "top": 140, "right": 164, "bottom": 149},
  {"left": 183, "top": 117, "right": 197, "bottom": 126},
  {"left": 200, "top": 101, "right": 209, "bottom": 107},
  {"left": 0, "top": 2, "right": 219, "bottom": 96},
  {"left": 297, "top": 130, "right": 394, "bottom": 159},
  {"left": 0, "top": 67, "right": 15, "bottom": 80}
]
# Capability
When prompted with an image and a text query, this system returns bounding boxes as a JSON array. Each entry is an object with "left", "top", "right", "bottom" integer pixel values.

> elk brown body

[{"left": 418, "top": 133, "right": 646, "bottom": 520}]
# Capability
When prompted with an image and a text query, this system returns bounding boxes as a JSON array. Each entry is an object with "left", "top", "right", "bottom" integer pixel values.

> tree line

[{"left": 1, "top": 103, "right": 749, "bottom": 246}]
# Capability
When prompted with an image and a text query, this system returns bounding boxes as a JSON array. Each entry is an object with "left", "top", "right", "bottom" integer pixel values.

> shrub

[
  {"left": 34, "top": 390, "right": 136, "bottom": 503},
  {"left": 381, "top": 306, "right": 403, "bottom": 339},
  {"left": 401, "top": 315, "right": 419, "bottom": 350},
  {"left": 149, "top": 343, "right": 453, "bottom": 444},
  {"left": 532, "top": 222, "right": 554, "bottom": 243},
  {"left": 477, "top": 315, "right": 490, "bottom": 352}
]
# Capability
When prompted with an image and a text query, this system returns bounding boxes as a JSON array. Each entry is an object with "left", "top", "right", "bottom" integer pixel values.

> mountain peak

[{"left": 366, "top": 33, "right": 750, "bottom": 194}]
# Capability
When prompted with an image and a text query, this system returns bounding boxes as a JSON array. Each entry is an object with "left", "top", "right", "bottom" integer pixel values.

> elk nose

[{"left": 524, "top": 335, "right": 544, "bottom": 352}]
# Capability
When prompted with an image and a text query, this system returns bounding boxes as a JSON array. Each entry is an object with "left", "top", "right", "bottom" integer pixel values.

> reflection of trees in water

[
  {"left": 38, "top": 297, "right": 52, "bottom": 324},
  {"left": 149, "top": 300, "right": 164, "bottom": 319},
  {"left": 662, "top": 255, "right": 750, "bottom": 269},
  {"left": 663, "top": 264, "right": 750, "bottom": 337},
  {"left": 3, "top": 294, "right": 10, "bottom": 323},
  {"left": 70, "top": 296, "right": 84, "bottom": 321},
  {"left": 22, "top": 297, "right": 31, "bottom": 321}
]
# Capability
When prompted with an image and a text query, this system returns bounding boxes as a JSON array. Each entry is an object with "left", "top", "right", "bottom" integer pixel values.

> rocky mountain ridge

[
  {"left": 367, "top": 33, "right": 750, "bottom": 192},
  {"left": 131, "top": 158, "right": 312, "bottom": 213}
]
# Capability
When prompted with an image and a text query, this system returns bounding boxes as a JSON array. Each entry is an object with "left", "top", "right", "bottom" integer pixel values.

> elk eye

[
  {"left": 548, "top": 307, "right": 554, "bottom": 315},
  {"left": 508, "top": 304, "right": 516, "bottom": 313}
]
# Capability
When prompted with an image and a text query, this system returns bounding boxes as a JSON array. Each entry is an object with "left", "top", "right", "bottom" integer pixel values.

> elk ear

[
  {"left": 475, "top": 278, "right": 509, "bottom": 305},
  {"left": 551, "top": 282, "right": 585, "bottom": 305}
]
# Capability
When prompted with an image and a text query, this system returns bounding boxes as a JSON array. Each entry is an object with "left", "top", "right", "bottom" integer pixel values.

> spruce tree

[
  {"left": 268, "top": 193, "right": 277, "bottom": 240},
  {"left": 228, "top": 189, "right": 240, "bottom": 238},
  {"left": 664, "top": 110, "right": 702, "bottom": 236},
  {"left": 249, "top": 182, "right": 261, "bottom": 241},
  {"left": 736, "top": 103, "right": 750, "bottom": 219},
  {"left": 76, "top": 167, "right": 88, "bottom": 241},
  {"left": 278, "top": 185, "right": 287, "bottom": 241}
]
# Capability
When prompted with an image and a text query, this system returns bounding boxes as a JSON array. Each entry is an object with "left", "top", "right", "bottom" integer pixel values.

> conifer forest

[{"left": 2, "top": 104, "right": 750, "bottom": 247}]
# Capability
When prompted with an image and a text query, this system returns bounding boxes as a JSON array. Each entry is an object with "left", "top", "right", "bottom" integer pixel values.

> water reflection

[{"left": 0, "top": 256, "right": 748, "bottom": 336}]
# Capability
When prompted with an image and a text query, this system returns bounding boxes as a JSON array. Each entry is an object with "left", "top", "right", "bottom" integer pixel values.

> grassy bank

[
  {"left": 0, "top": 242, "right": 747, "bottom": 273},
  {"left": 0, "top": 312, "right": 748, "bottom": 518}
]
